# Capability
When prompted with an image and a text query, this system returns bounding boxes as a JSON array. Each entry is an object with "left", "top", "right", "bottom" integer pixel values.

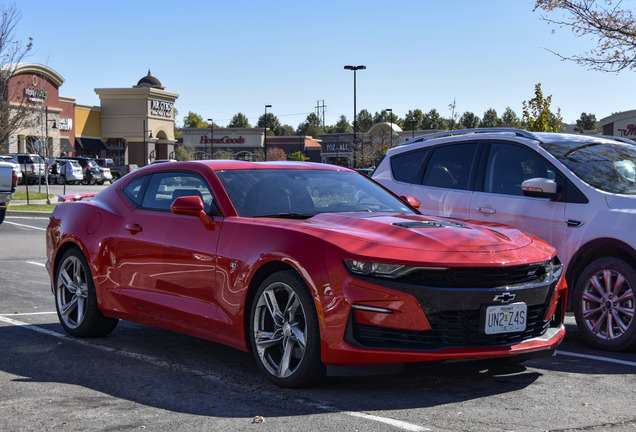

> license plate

[{"left": 482, "top": 302, "right": 527, "bottom": 334}]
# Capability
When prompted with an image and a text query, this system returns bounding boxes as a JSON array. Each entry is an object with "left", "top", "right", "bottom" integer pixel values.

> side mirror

[
  {"left": 521, "top": 178, "right": 559, "bottom": 200},
  {"left": 400, "top": 195, "right": 421, "bottom": 209},
  {"left": 171, "top": 196, "right": 214, "bottom": 225}
]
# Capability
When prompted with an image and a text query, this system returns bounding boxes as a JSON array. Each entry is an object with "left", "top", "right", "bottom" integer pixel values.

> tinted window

[
  {"left": 140, "top": 171, "right": 217, "bottom": 213},
  {"left": 484, "top": 143, "right": 556, "bottom": 196},
  {"left": 390, "top": 148, "right": 429, "bottom": 183},
  {"left": 122, "top": 175, "right": 148, "bottom": 207},
  {"left": 422, "top": 143, "right": 477, "bottom": 190}
]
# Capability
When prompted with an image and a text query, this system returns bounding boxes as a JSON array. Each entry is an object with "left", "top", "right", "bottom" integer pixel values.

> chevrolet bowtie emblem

[{"left": 494, "top": 293, "right": 516, "bottom": 302}]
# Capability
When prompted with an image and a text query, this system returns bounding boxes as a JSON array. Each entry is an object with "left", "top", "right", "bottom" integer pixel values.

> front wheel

[
  {"left": 249, "top": 270, "right": 324, "bottom": 387},
  {"left": 56, "top": 176, "right": 66, "bottom": 185},
  {"left": 573, "top": 257, "right": 636, "bottom": 351},
  {"left": 55, "top": 248, "right": 118, "bottom": 337}
]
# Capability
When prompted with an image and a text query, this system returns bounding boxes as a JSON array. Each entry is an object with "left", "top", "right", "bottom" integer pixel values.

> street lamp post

[
  {"left": 264, "top": 104, "right": 271, "bottom": 161},
  {"left": 386, "top": 108, "right": 393, "bottom": 149},
  {"left": 207, "top": 118, "right": 214, "bottom": 159},
  {"left": 344, "top": 65, "right": 366, "bottom": 167}
]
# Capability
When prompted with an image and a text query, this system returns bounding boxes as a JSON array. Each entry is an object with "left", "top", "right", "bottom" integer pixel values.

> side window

[
  {"left": 122, "top": 175, "right": 148, "bottom": 207},
  {"left": 390, "top": 148, "right": 429, "bottom": 183},
  {"left": 140, "top": 171, "right": 218, "bottom": 214},
  {"left": 422, "top": 143, "right": 478, "bottom": 190},
  {"left": 484, "top": 143, "right": 555, "bottom": 196}
]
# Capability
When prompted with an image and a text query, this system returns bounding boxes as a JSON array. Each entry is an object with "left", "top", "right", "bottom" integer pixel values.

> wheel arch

[
  {"left": 566, "top": 237, "right": 636, "bottom": 307},
  {"left": 242, "top": 260, "right": 320, "bottom": 352}
]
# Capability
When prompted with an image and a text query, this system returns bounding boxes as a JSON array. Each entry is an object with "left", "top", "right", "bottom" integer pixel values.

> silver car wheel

[
  {"left": 56, "top": 255, "right": 89, "bottom": 329},
  {"left": 581, "top": 268, "right": 635, "bottom": 341},
  {"left": 253, "top": 281, "right": 307, "bottom": 379}
]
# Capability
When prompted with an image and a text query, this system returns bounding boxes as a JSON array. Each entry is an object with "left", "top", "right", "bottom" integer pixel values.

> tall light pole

[
  {"left": 207, "top": 118, "right": 214, "bottom": 159},
  {"left": 264, "top": 104, "right": 271, "bottom": 161},
  {"left": 386, "top": 108, "right": 393, "bottom": 150},
  {"left": 344, "top": 65, "right": 365, "bottom": 168}
]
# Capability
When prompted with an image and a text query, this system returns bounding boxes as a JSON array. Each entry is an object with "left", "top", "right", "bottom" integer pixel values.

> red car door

[{"left": 112, "top": 171, "right": 225, "bottom": 333}]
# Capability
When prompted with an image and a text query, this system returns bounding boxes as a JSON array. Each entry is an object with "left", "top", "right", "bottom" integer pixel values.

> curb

[{"left": 6, "top": 210, "right": 52, "bottom": 218}]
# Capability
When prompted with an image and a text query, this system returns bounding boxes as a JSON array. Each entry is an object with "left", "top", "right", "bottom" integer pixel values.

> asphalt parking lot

[{"left": 1, "top": 197, "right": 635, "bottom": 431}]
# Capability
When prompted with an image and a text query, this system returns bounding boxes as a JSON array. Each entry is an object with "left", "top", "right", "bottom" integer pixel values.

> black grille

[
  {"left": 397, "top": 263, "right": 548, "bottom": 288},
  {"left": 351, "top": 304, "right": 550, "bottom": 350}
]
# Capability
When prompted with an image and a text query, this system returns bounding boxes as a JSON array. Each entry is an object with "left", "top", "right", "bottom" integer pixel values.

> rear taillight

[
  {"left": 30, "top": 165, "right": 35, "bottom": 173},
  {"left": 127, "top": 166, "right": 131, "bottom": 173},
  {"left": 11, "top": 170, "right": 18, "bottom": 189}
]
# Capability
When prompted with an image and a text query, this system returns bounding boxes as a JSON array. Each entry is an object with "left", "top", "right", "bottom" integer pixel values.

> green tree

[
  {"left": 175, "top": 144, "right": 195, "bottom": 161},
  {"left": 535, "top": 0, "right": 636, "bottom": 72},
  {"left": 459, "top": 112, "right": 480, "bottom": 129},
  {"left": 280, "top": 124, "right": 295, "bottom": 136},
  {"left": 521, "top": 83, "right": 563, "bottom": 132},
  {"left": 355, "top": 109, "right": 373, "bottom": 133},
  {"left": 501, "top": 107, "right": 521, "bottom": 128},
  {"left": 574, "top": 112, "right": 598, "bottom": 133},
  {"left": 182, "top": 111, "right": 208, "bottom": 128},
  {"left": 331, "top": 115, "right": 352, "bottom": 133},
  {"left": 257, "top": 112, "right": 282, "bottom": 136},
  {"left": 403, "top": 109, "right": 424, "bottom": 132},
  {"left": 0, "top": 4, "right": 33, "bottom": 152},
  {"left": 422, "top": 109, "right": 446, "bottom": 129},
  {"left": 296, "top": 113, "right": 321, "bottom": 136},
  {"left": 228, "top": 112, "right": 251, "bottom": 128},
  {"left": 480, "top": 108, "right": 501, "bottom": 128},
  {"left": 289, "top": 151, "right": 309, "bottom": 161},
  {"left": 448, "top": 99, "right": 459, "bottom": 130}
]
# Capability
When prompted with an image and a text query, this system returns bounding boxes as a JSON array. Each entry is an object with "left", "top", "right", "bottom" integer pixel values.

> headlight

[{"left": 344, "top": 260, "right": 408, "bottom": 279}]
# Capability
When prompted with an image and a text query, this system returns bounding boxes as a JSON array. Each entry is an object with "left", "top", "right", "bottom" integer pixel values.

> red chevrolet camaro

[{"left": 46, "top": 160, "right": 567, "bottom": 387}]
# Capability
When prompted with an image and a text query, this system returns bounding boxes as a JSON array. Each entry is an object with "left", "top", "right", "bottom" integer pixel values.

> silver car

[{"left": 55, "top": 159, "right": 83, "bottom": 184}]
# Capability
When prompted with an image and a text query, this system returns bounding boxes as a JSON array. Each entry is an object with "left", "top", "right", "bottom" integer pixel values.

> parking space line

[
  {"left": 557, "top": 350, "right": 636, "bottom": 367},
  {"left": 26, "top": 261, "right": 46, "bottom": 267},
  {"left": 0, "top": 312, "right": 56, "bottom": 316},
  {"left": 0, "top": 314, "right": 430, "bottom": 432},
  {"left": 4, "top": 221, "right": 46, "bottom": 231}
]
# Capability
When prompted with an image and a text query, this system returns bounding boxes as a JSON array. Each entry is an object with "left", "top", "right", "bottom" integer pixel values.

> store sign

[
  {"left": 326, "top": 143, "right": 349, "bottom": 152},
  {"left": 200, "top": 135, "right": 246, "bottom": 145},
  {"left": 24, "top": 87, "right": 47, "bottom": 103},
  {"left": 150, "top": 100, "right": 174, "bottom": 117},
  {"left": 58, "top": 118, "right": 72, "bottom": 131},
  {"left": 625, "top": 124, "right": 636, "bottom": 136}
]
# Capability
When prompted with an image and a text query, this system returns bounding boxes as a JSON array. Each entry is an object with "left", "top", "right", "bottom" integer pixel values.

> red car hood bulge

[{"left": 302, "top": 213, "right": 532, "bottom": 253}]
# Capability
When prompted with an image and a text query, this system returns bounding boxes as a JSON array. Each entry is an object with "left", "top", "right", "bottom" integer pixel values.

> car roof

[{"left": 134, "top": 160, "right": 353, "bottom": 174}]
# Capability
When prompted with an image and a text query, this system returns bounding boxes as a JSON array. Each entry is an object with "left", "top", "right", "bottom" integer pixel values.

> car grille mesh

[
  {"left": 397, "top": 263, "right": 548, "bottom": 288},
  {"left": 351, "top": 304, "right": 550, "bottom": 350}
]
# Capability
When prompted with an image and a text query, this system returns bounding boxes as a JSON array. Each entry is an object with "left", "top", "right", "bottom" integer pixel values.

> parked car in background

[
  {"left": 52, "top": 159, "right": 83, "bottom": 184},
  {"left": 94, "top": 158, "right": 138, "bottom": 181},
  {"left": 58, "top": 156, "right": 103, "bottom": 185},
  {"left": 2, "top": 153, "right": 45, "bottom": 184},
  {"left": 47, "top": 160, "right": 566, "bottom": 387},
  {"left": 373, "top": 128, "right": 636, "bottom": 352},
  {"left": 150, "top": 159, "right": 177, "bottom": 164},
  {"left": 0, "top": 156, "right": 18, "bottom": 224}
]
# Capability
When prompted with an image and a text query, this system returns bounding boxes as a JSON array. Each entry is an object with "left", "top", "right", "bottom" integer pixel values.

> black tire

[
  {"left": 0, "top": 206, "right": 5, "bottom": 225},
  {"left": 573, "top": 257, "right": 636, "bottom": 351},
  {"left": 56, "top": 176, "right": 65, "bottom": 185},
  {"left": 249, "top": 270, "right": 324, "bottom": 387},
  {"left": 54, "top": 248, "right": 118, "bottom": 337}
]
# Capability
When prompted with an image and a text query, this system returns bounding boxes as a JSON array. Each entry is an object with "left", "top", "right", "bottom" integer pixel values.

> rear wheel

[
  {"left": 0, "top": 205, "right": 6, "bottom": 224},
  {"left": 249, "top": 270, "right": 324, "bottom": 387},
  {"left": 573, "top": 257, "right": 636, "bottom": 351},
  {"left": 54, "top": 248, "right": 118, "bottom": 337},
  {"left": 56, "top": 176, "right": 65, "bottom": 185}
]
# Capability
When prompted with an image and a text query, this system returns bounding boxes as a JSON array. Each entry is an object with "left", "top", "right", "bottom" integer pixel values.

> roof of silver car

[{"left": 404, "top": 128, "right": 635, "bottom": 146}]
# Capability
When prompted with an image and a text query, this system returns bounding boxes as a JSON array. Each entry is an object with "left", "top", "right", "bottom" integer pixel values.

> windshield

[
  {"left": 216, "top": 169, "right": 415, "bottom": 218},
  {"left": 541, "top": 141, "right": 636, "bottom": 195}
]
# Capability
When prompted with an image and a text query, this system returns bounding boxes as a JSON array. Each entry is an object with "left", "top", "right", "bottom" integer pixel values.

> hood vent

[{"left": 392, "top": 221, "right": 466, "bottom": 229}]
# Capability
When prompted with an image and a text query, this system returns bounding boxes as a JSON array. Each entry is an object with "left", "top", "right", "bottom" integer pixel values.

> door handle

[
  {"left": 125, "top": 223, "right": 143, "bottom": 234},
  {"left": 476, "top": 207, "right": 496, "bottom": 215}
]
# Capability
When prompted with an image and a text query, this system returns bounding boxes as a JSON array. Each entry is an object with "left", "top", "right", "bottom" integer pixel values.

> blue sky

[{"left": 11, "top": 0, "right": 636, "bottom": 128}]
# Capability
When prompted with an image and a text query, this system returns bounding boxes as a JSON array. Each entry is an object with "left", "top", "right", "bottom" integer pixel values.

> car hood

[{"left": 302, "top": 213, "right": 533, "bottom": 253}]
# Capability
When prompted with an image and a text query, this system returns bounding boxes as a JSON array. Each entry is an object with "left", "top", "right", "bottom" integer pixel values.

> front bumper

[{"left": 319, "top": 260, "right": 567, "bottom": 366}]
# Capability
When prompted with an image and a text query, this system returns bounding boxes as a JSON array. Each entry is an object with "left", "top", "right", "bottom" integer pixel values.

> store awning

[
  {"left": 75, "top": 137, "right": 107, "bottom": 151},
  {"left": 60, "top": 138, "right": 74, "bottom": 154}
]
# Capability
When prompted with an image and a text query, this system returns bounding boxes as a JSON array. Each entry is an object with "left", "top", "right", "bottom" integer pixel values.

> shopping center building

[
  {"left": 2, "top": 64, "right": 178, "bottom": 166},
  {"left": 5, "top": 62, "right": 634, "bottom": 169}
]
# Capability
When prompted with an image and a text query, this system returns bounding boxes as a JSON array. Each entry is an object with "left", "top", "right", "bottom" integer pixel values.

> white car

[{"left": 373, "top": 128, "right": 636, "bottom": 351}]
